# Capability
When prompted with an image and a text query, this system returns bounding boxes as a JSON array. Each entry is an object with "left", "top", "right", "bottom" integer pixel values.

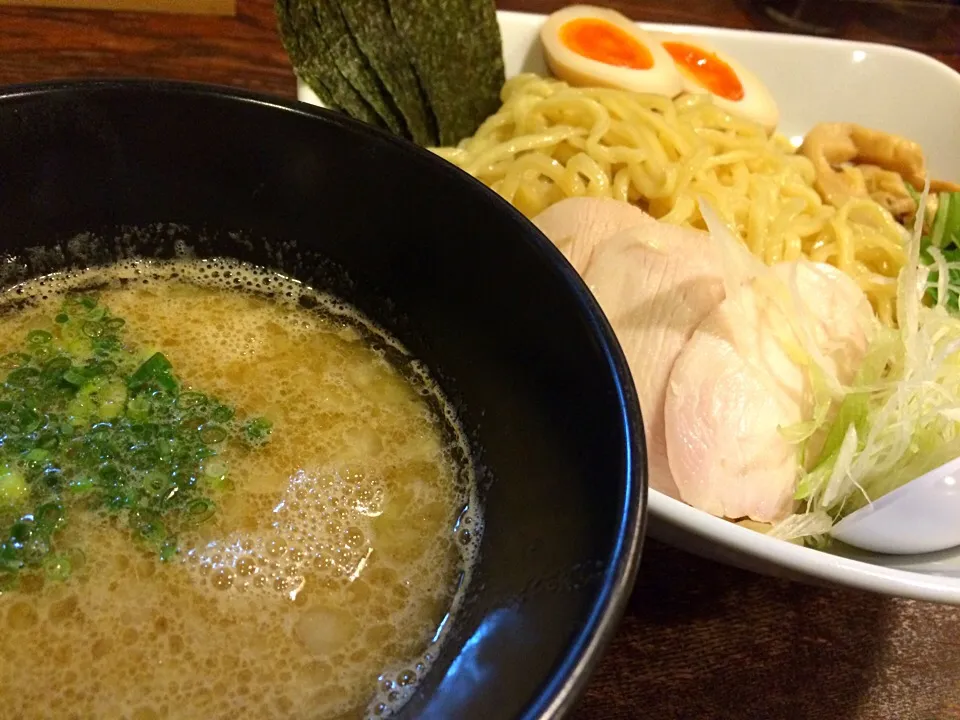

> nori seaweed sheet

[
  {"left": 386, "top": 0, "right": 504, "bottom": 145},
  {"left": 312, "top": 0, "right": 409, "bottom": 137},
  {"left": 276, "top": 0, "right": 332, "bottom": 105},
  {"left": 337, "top": 0, "right": 439, "bottom": 146},
  {"left": 275, "top": 0, "right": 386, "bottom": 128}
]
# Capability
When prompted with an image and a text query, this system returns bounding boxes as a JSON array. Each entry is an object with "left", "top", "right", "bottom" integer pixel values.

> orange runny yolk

[
  {"left": 559, "top": 18, "right": 654, "bottom": 70},
  {"left": 662, "top": 41, "right": 744, "bottom": 101}
]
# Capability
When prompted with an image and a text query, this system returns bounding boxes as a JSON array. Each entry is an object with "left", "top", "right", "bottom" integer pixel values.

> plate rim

[{"left": 499, "top": 7, "right": 960, "bottom": 82}]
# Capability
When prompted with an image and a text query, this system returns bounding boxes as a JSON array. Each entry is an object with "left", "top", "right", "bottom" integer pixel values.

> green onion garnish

[{"left": 0, "top": 292, "right": 273, "bottom": 589}]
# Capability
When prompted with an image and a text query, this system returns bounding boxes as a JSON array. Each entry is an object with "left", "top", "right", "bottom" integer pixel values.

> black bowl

[{"left": 0, "top": 80, "right": 646, "bottom": 719}]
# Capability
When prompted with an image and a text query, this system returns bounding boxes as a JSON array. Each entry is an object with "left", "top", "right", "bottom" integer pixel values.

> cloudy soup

[{"left": 0, "top": 258, "right": 480, "bottom": 720}]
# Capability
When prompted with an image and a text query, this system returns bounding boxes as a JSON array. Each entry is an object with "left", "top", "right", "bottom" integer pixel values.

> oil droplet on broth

[{"left": 0, "top": 258, "right": 484, "bottom": 720}]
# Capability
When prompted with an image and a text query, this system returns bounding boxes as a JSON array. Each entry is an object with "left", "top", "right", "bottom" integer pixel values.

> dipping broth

[{"left": 0, "top": 259, "right": 480, "bottom": 720}]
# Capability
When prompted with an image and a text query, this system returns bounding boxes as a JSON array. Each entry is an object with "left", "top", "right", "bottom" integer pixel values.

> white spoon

[{"left": 830, "top": 455, "right": 960, "bottom": 555}]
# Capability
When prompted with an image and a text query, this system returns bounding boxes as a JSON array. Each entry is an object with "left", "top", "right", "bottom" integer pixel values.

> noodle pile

[{"left": 433, "top": 74, "right": 908, "bottom": 324}]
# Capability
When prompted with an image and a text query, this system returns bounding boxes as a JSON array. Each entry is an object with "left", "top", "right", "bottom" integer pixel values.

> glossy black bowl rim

[{"left": 0, "top": 77, "right": 648, "bottom": 719}]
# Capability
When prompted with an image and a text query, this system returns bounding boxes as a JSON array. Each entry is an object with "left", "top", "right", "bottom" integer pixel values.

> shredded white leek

[
  {"left": 698, "top": 185, "right": 960, "bottom": 548},
  {"left": 698, "top": 197, "right": 855, "bottom": 420},
  {"left": 770, "top": 177, "right": 960, "bottom": 545}
]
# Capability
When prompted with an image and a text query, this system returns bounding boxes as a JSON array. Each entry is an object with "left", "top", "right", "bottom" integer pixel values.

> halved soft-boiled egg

[
  {"left": 541, "top": 5, "right": 684, "bottom": 98},
  {"left": 655, "top": 33, "right": 780, "bottom": 131}
]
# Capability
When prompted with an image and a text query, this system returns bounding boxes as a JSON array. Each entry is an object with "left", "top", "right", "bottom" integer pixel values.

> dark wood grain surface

[{"left": 1, "top": 2, "right": 959, "bottom": 719}]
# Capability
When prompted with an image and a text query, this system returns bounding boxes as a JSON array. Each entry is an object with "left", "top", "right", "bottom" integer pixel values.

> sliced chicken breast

[
  {"left": 533, "top": 197, "right": 655, "bottom": 273},
  {"left": 664, "top": 261, "right": 872, "bottom": 522},
  {"left": 581, "top": 222, "right": 726, "bottom": 499}
]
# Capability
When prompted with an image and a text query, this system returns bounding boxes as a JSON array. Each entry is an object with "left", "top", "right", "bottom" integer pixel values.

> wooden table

[{"left": 1, "top": 1, "right": 959, "bottom": 718}]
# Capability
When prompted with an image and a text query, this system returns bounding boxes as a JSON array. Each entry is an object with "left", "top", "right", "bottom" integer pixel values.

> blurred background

[{"left": 0, "top": 0, "right": 957, "bottom": 96}]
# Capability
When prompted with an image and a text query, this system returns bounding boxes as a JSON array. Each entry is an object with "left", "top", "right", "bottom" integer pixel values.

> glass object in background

[
  {"left": 751, "top": 0, "right": 850, "bottom": 35},
  {"left": 860, "top": 0, "right": 955, "bottom": 42}
]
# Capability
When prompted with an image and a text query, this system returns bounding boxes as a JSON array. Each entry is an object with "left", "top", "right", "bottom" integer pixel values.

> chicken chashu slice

[
  {"left": 664, "top": 262, "right": 873, "bottom": 523},
  {"left": 532, "top": 197, "right": 728, "bottom": 500},
  {"left": 582, "top": 225, "right": 729, "bottom": 500},
  {"left": 533, "top": 196, "right": 656, "bottom": 272}
]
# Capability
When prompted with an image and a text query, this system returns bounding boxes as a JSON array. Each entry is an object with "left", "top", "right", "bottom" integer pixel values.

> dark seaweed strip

[
  {"left": 275, "top": 0, "right": 386, "bottom": 128},
  {"left": 387, "top": 0, "right": 504, "bottom": 146},
  {"left": 337, "top": 0, "right": 439, "bottom": 146},
  {"left": 292, "top": 0, "right": 387, "bottom": 127},
  {"left": 276, "top": 0, "right": 335, "bottom": 106},
  {"left": 312, "top": 0, "right": 409, "bottom": 137}
]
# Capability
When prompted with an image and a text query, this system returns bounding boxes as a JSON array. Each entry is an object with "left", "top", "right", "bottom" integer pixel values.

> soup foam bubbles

[{"left": 0, "top": 258, "right": 481, "bottom": 720}]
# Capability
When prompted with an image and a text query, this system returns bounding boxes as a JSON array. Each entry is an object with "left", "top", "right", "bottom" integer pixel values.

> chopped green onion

[
  {"left": 177, "top": 392, "right": 206, "bottom": 409},
  {"left": 61, "top": 368, "right": 88, "bottom": 387},
  {"left": 211, "top": 405, "right": 234, "bottom": 423},
  {"left": 243, "top": 417, "right": 273, "bottom": 443},
  {"left": 36, "top": 433, "right": 60, "bottom": 451},
  {"left": 27, "top": 329, "right": 52, "bottom": 345},
  {"left": 159, "top": 541, "right": 178, "bottom": 563},
  {"left": 6, "top": 367, "right": 40, "bottom": 387},
  {"left": 127, "top": 395, "right": 150, "bottom": 420},
  {"left": 922, "top": 192, "right": 960, "bottom": 312},
  {"left": 0, "top": 541, "right": 22, "bottom": 572},
  {"left": 186, "top": 498, "right": 216, "bottom": 525},
  {"left": 104, "top": 493, "right": 133, "bottom": 511},
  {"left": 930, "top": 192, "right": 952, "bottom": 247},
  {"left": 198, "top": 425, "right": 227, "bottom": 445},
  {"left": 0, "top": 296, "right": 272, "bottom": 588},
  {"left": 0, "top": 467, "right": 27, "bottom": 507},
  {"left": 21, "top": 534, "right": 51, "bottom": 564},
  {"left": 129, "top": 352, "right": 178, "bottom": 395},
  {"left": 98, "top": 464, "right": 121, "bottom": 486},
  {"left": 17, "top": 408, "right": 42, "bottom": 432},
  {"left": 202, "top": 459, "right": 228, "bottom": 480},
  {"left": 67, "top": 477, "right": 95, "bottom": 494},
  {"left": 34, "top": 503, "right": 66, "bottom": 535},
  {"left": 24, "top": 448, "right": 51, "bottom": 464},
  {"left": 129, "top": 507, "right": 166, "bottom": 544},
  {"left": 95, "top": 360, "right": 118, "bottom": 375},
  {"left": 43, "top": 356, "right": 72, "bottom": 374},
  {"left": 42, "top": 553, "right": 72, "bottom": 582},
  {"left": 82, "top": 321, "right": 104, "bottom": 339},
  {"left": 0, "top": 352, "right": 30, "bottom": 369}
]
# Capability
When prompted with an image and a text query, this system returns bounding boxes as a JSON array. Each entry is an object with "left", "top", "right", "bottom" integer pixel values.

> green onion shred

[{"left": 0, "top": 292, "right": 272, "bottom": 592}]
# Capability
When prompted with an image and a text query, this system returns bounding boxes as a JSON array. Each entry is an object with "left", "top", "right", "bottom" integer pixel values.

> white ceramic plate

[{"left": 297, "top": 11, "right": 960, "bottom": 604}]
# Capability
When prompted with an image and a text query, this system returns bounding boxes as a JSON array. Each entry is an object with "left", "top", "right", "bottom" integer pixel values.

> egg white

[
  {"left": 654, "top": 32, "right": 780, "bottom": 131},
  {"left": 541, "top": 6, "right": 684, "bottom": 98}
]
